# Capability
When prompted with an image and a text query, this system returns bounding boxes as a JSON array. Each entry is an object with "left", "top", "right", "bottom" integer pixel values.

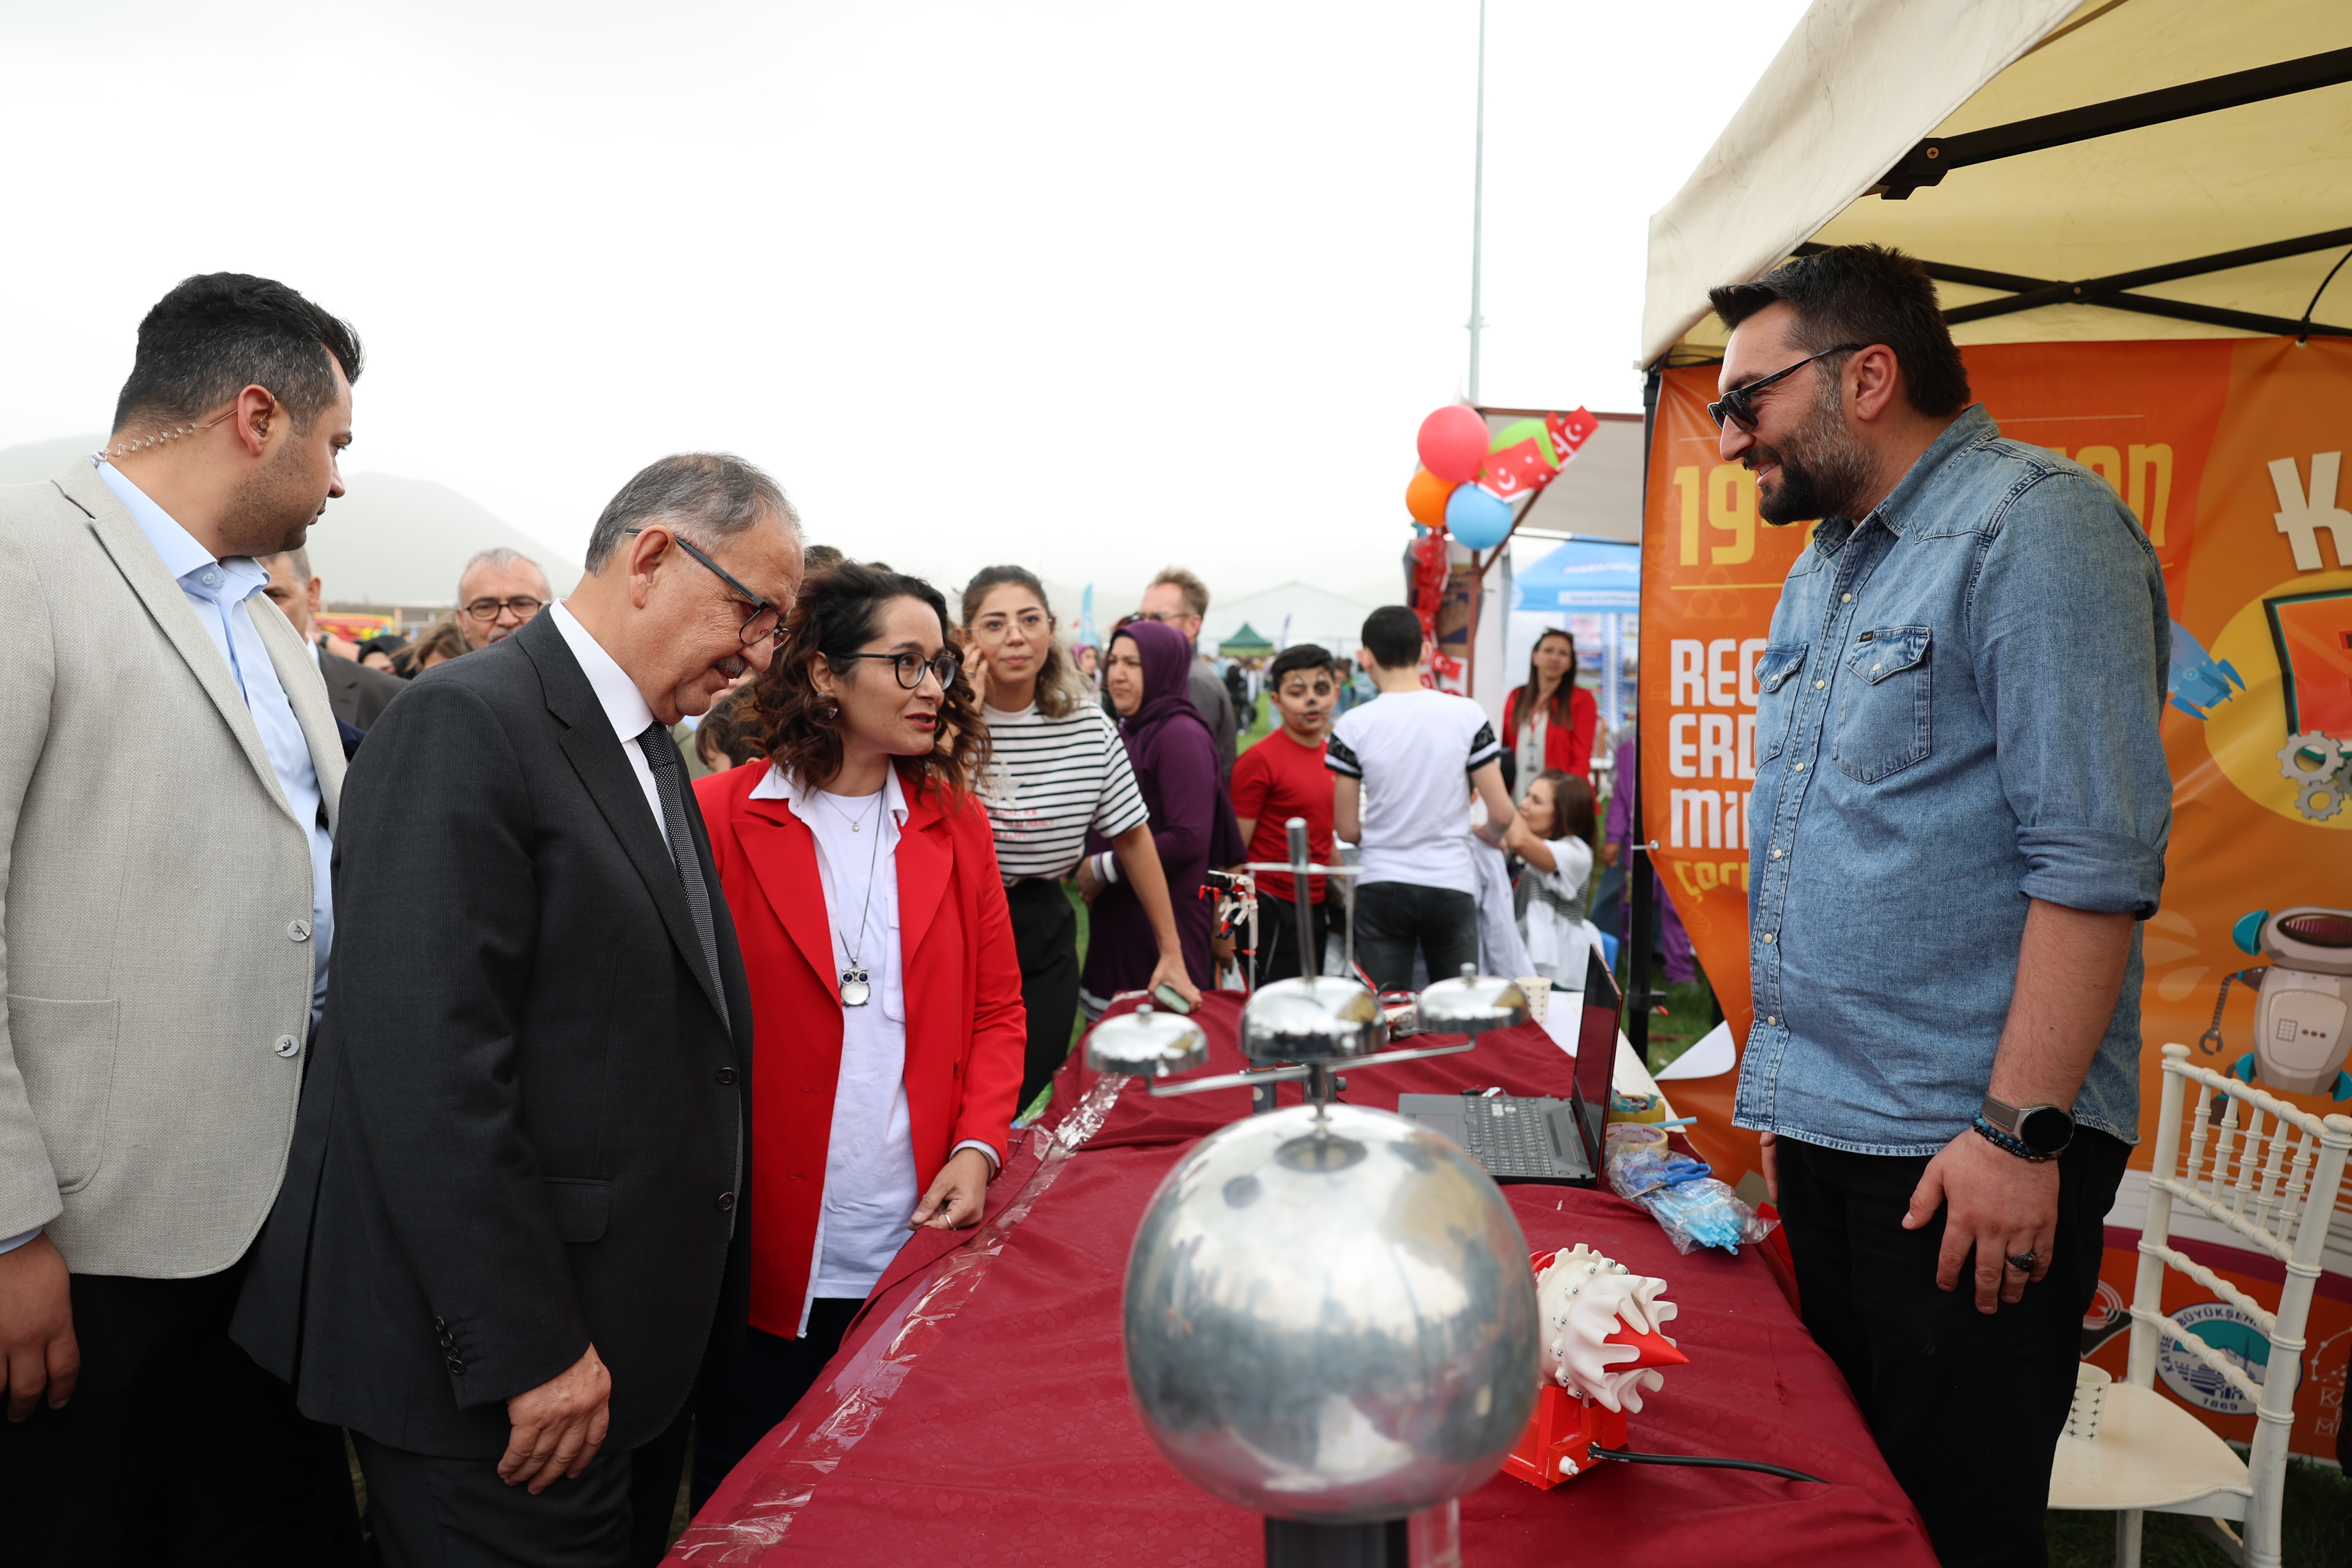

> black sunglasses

[{"left": 1707, "top": 343, "right": 1865, "bottom": 431}]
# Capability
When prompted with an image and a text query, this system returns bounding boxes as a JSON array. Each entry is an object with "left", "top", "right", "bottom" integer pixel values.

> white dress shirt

[
  {"left": 97, "top": 462, "right": 334, "bottom": 1021},
  {"left": 752, "top": 763, "right": 998, "bottom": 1332},
  {"left": 548, "top": 602, "right": 668, "bottom": 858}
]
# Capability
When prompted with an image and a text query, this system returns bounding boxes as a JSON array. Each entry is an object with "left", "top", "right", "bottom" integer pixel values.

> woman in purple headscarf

[{"left": 1074, "top": 619, "right": 1245, "bottom": 1015}]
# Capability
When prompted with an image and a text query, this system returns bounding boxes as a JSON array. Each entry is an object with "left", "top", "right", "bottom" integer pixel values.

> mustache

[{"left": 715, "top": 654, "right": 748, "bottom": 680}]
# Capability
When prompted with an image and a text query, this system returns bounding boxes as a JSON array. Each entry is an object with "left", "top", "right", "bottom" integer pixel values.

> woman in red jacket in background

[
  {"left": 1501, "top": 628, "right": 1598, "bottom": 796},
  {"left": 689, "top": 560, "right": 1024, "bottom": 1507}
]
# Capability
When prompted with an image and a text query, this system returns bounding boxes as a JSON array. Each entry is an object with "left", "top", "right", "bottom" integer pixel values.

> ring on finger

[{"left": 2004, "top": 1249, "right": 2039, "bottom": 1272}]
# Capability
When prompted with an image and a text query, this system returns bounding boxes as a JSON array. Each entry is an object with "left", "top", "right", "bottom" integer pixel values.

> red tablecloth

[{"left": 671, "top": 993, "right": 1932, "bottom": 1566}]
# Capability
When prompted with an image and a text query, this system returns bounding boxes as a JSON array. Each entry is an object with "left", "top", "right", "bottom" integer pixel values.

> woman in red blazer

[
  {"left": 1501, "top": 628, "right": 1599, "bottom": 791},
  {"left": 688, "top": 560, "right": 1024, "bottom": 1507}
]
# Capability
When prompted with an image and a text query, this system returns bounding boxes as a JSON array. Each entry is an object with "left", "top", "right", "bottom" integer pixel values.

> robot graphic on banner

[{"left": 2201, "top": 907, "right": 2352, "bottom": 1102}]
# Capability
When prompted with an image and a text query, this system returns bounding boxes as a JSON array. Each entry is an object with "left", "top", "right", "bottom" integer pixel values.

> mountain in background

[{"left": 0, "top": 436, "right": 579, "bottom": 606}]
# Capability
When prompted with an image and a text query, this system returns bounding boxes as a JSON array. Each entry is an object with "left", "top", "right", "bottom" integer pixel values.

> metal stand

[{"left": 1265, "top": 1517, "right": 1408, "bottom": 1568}]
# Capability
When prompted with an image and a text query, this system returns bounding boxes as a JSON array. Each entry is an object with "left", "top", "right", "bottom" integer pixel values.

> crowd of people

[
  {"left": 2, "top": 243, "right": 2167, "bottom": 1568},
  {"left": 0, "top": 272, "right": 1617, "bottom": 1568}
]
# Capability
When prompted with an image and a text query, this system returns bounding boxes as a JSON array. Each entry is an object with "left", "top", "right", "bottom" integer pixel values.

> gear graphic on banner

[{"left": 2277, "top": 731, "right": 2349, "bottom": 822}]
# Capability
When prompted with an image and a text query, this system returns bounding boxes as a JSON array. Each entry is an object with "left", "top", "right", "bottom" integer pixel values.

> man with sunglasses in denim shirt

[{"left": 1707, "top": 246, "right": 2169, "bottom": 1566}]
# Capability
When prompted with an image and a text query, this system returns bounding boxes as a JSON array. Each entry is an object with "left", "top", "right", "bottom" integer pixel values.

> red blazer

[
  {"left": 1502, "top": 683, "right": 1598, "bottom": 779},
  {"left": 695, "top": 761, "right": 1027, "bottom": 1337}
]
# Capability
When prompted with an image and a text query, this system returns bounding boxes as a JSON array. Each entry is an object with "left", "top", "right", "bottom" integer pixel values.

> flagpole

[{"left": 1466, "top": 0, "right": 1488, "bottom": 405}]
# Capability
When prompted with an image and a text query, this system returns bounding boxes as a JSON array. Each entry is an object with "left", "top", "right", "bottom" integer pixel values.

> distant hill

[{"left": 0, "top": 436, "right": 579, "bottom": 606}]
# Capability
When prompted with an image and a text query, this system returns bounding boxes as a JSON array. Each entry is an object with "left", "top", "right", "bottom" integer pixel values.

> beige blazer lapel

[
  {"left": 251, "top": 606, "right": 346, "bottom": 830},
  {"left": 52, "top": 462, "right": 309, "bottom": 831}
]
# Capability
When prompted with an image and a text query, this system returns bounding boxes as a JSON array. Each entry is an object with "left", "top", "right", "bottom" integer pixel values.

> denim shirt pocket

[
  {"left": 1755, "top": 643, "right": 1809, "bottom": 765},
  {"left": 1833, "top": 626, "right": 1932, "bottom": 782}
]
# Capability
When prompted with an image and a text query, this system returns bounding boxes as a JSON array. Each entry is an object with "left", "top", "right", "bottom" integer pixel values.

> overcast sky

[{"left": 3, "top": 1, "right": 1808, "bottom": 609}]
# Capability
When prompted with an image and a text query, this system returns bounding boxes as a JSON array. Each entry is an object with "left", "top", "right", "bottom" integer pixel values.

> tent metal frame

[
  {"left": 1875, "top": 45, "right": 2352, "bottom": 199},
  {"left": 1792, "top": 230, "right": 2352, "bottom": 339}
]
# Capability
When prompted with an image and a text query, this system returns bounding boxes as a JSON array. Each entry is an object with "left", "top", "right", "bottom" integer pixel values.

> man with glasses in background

[
  {"left": 456, "top": 545, "right": 554, "bottom": 648},
  {"left": 1118, "top": 566, "right": 1237, "bottom": 780},
  {"left": 236, "top": 453, "right": 802, "bottom": 1567},
  {"left": 1710, "top": 244, "right": 2168, "bottom": 1566}
]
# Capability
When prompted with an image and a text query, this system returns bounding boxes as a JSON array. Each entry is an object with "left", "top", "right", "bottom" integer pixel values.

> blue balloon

[{"left": 1445, "top": 484, "right": 1513, "bottom": 549}]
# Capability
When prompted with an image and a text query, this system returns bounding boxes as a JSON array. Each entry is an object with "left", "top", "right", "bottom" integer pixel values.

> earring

[{"left": 816, "top": 701, "right": 839, "bottom": 720}]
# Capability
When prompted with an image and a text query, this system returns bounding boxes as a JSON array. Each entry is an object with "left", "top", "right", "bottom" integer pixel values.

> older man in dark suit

[
  {"left": 257, "top": 547, "right": 406, "bottom": 729},
  {"left": 235, "top": 453, "right": 803, "bottom": 1568}
]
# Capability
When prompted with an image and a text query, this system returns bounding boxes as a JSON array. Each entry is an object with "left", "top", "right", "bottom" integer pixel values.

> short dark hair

[
  {"left": 1707, "top": 244, "right": 1969, "bottom": 418},
  {"left": 1268, "top": 643, "right": 1339, "bottom": 686},
  {"left": 694, "top": 689, "right": 763, "bottom": 771},
  {"left": 112, "top": 273, "right": 362, "bottom": 435},
  {"left": 1360, "top": 606, "right": 1426, "bottom": 671},
  {"left": 584, "top": 453, "right": 800, "bottom": 573}
]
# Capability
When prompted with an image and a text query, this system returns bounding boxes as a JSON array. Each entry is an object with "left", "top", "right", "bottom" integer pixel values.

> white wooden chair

[{"left": 2047, "top": 1042, "right": 2352, "bottom": 1567}]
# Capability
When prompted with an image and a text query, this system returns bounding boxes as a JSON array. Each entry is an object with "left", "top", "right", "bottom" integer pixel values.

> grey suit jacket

[
  {"left": 0, "top": 463, "right": 346, "bottom": 1277},
  {"left": 319, "top": 645, "right": 406, "bottom": 729}
]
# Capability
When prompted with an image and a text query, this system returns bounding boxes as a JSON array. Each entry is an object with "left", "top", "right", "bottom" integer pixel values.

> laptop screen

[{"left": 1574, "top": 945, "right": 1622, "bottom": 1112}]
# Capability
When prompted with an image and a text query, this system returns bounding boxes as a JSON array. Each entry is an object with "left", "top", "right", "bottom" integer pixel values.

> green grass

[{"left": 2044, "top": 1460, "right": 2350, "bottom": 1566}]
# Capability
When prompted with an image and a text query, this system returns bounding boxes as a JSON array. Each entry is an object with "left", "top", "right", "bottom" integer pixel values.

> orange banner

[{"left": 1641, "top": 337, "right": 2352, "bottom": 1458}]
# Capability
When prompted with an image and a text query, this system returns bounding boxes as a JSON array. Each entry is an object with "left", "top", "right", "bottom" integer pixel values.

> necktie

[{"left": 637, "top": 722, "right": 730, "bottom": 1027}]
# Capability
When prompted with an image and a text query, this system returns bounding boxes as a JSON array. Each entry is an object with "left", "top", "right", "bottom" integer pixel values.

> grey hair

[
  {"left": 583, "top": 452, "right": 800, "bottom": 574},
  {"left": 455, "top": 546, "right": 549, "bottom": 605}
]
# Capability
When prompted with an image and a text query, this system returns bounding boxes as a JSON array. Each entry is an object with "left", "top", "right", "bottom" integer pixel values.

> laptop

[{"left": 1399, "top": 948, "right": 1623, "bottom": 1185}]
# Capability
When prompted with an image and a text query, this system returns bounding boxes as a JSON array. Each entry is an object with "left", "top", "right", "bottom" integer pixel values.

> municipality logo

[{"left": 2156, "top": 1302, "right": 2294, "bottom": 1416}]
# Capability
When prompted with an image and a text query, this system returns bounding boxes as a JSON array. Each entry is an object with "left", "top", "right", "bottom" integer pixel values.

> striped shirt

[{"left": 976, "top": 701, "right": 1150, "bottom": 879}]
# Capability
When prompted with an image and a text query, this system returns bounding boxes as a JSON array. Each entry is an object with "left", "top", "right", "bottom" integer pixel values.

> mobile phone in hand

[{"left": 1151, "top": 982, "right": 1195, "bottom": 1015}]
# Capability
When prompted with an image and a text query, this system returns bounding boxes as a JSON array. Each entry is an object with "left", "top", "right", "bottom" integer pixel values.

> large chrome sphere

[{"left": 1123, "top": 1103, "right": 1538, "bottom": 1522}]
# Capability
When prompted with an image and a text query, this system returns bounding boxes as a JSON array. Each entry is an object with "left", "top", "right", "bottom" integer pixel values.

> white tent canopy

[{"left": 1644, "top": 0, "right": 2352, "bottom": 364}]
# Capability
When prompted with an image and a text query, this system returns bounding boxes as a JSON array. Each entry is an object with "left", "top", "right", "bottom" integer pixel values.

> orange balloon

[{"left": 1405, "top": 468, "right": 1456, "bottom": 528}]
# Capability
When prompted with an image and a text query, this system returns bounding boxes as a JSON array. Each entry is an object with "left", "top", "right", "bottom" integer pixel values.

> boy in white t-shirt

[{"left": 1327, "top": 606, "right": 1516, "bottom": 991}]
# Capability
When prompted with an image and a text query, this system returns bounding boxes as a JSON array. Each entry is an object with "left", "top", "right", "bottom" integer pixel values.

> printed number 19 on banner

[{"left": 1672, "top": 465, "right": 1758, "bottom": 566}]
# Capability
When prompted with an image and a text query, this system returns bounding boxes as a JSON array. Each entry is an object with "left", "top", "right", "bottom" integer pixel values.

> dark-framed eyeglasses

[
  {"left": 831, "top": 650, "right": 962, "bottom": 690},
  {"left": 1707, "top": 343, "right": 1866, "bottom": 431},
  {"left": 624, "top": 527, "right": 786, "bottom": 646},
  {"left": 462, "top": 595, "right": 545, "bottom": 624}
]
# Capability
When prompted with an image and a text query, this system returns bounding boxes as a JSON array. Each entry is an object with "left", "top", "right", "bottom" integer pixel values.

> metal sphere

[{"left": 1122, "top": 1103, "right": 1538, "bottom": 1523}]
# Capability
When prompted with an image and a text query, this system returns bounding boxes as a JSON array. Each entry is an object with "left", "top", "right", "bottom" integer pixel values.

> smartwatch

[{"left": 1978, "top": 1094, "right": 2075, "bottom": 1159}]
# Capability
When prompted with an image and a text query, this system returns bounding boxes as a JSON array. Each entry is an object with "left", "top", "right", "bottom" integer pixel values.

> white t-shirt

[{"left": 1326, "top": 690, "right": 1502, "bottom": 896}]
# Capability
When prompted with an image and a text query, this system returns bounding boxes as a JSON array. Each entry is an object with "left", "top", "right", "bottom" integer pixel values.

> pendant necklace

[{"left": 825, "top": 788, "right": 887, "bottom": 1006}]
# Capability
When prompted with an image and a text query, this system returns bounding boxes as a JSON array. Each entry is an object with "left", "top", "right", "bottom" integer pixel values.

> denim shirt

[{"left": 1734, "top": 404, "right": 2170, "bottom": 1156}]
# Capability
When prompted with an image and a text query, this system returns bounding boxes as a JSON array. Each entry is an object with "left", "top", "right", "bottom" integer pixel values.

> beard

[
  {"left": 1748, "top": 374, "right": 1876, "bottom": 525},
  {"left": 220, "top": 440, "right": 326, "bottom": 558}
]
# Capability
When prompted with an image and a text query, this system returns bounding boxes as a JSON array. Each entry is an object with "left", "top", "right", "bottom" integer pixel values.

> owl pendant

[{"left": 839, "top": 966, "right": 871, "bottom": 1007}]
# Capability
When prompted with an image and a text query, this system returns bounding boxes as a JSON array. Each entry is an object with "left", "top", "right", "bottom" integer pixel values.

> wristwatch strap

[{"left": 1973, "top": 1113, "right": 2058, "bottom": 1163}]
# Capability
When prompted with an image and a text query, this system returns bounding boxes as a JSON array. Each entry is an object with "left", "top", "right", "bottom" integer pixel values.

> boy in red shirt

[{"left": 1229, "top": 644, "right": 1341, "bottom": 984}]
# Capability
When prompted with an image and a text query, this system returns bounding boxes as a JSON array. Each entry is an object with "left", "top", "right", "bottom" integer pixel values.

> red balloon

[{"left": 1417, "top": 406, "right": 1489, "bottom": 484}]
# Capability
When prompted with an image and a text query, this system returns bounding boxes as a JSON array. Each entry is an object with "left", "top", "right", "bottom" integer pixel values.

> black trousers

[
  {"left": 1352, "top": 881, "right": 1477, "bottom": 992},
  {"left": 1775, "top": 1129, "right": 2131, "bottom": 1568},
  {"left": 1008, "top": 878, "right": 1082, "bottom": 1111},
  {"left": 0, "top": 1255, "right": 364, "bottom": 1567},
  {"left": 687, "top": 1298, "right": 863, "bottom": 1512},
  {"left": 1253, "top": 892, "right": 1329, "bottom": 986}
]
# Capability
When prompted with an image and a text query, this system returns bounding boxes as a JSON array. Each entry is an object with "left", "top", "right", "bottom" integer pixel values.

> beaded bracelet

[{"left": 1972, "top": 1113, "right": 2058, "bottom": 1162}]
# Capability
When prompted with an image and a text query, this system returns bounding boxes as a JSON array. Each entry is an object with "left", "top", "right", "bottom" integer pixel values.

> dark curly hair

[{"left": 748, "top": 561, "right": 987, "bottom": 804}]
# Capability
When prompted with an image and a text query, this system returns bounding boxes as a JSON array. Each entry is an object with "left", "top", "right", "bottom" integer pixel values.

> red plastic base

[{"left": 1501, "top": 1384, "right": 1629, "bottom": 1489}]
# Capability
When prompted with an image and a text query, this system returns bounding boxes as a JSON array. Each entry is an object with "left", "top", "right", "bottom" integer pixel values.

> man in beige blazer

[{"left": 0, "top": 273, "right": 365, "bottom": 1566}]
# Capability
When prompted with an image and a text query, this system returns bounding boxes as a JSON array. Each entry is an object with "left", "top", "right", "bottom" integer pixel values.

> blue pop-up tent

[{"left": 1510, "top": 538, "right": 1641, "bottom": 729}]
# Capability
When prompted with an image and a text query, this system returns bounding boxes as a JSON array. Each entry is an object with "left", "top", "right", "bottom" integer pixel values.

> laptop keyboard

[{"left": 1461, "top": 1097, "right": 1567, "bottom": 1178}]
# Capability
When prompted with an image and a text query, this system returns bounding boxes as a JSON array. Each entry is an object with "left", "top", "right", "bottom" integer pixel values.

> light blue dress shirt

[{"left": 96, "top": 462, "right": 334, "bottom": 1021}]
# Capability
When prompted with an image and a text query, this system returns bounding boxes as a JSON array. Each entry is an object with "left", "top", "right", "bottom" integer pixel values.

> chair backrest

[{"left": 2127, "top": 1044, "right": 2352, "bottom": 1540}]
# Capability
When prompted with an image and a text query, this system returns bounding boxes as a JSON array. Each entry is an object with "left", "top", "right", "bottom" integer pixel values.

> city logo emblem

[{"left": 2156, "top": 1301, "right": 2295, "bottom": 1417}]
